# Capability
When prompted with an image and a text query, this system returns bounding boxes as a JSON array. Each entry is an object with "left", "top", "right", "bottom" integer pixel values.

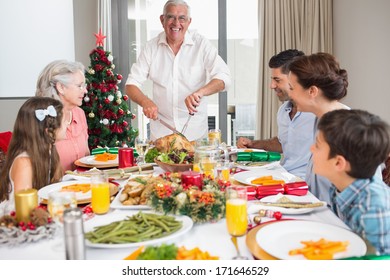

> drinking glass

[
  {"left": 216, "top": 159, "right": 231, "bottom": 182},
  {"left": 208, "top": 128, "right": 222, "bottom": 145},
  {"left": 135, "top": 137, "right": 150, "bottom": 165},
  {"left": 91, "top": 172, "right": 110, "bottom": 215},
  {"left": 225, "top": 186, "right": 248, "bottom": 260},
  {"left": 48, "top": 191, "right": 77, "bottom": 224},
  {"left": 47, "top": 190, "right": 77, "bottom": 251}
]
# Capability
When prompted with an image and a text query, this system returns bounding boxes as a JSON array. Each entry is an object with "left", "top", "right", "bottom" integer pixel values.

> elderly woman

[{"left": 36, "top": 60, "right": 90, "bottom": 171}]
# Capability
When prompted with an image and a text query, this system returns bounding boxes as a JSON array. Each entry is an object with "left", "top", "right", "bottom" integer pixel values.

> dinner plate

[
  {"left": 38, "top": 180, "right": 91, "bottom": 202},
  {"left": 248, "top": 194, "right": 327, "bottom": 215},
  {"left": 233, "top": 169, "right": 296, "bottom": 186},
  {"left": 84, "top": 211, "right": 193, "bottom": 248},
  {"left": 256, "top": 220, "right": 367, "bottom": 260},
  {"left": 78, "top": 155, "right": 119, "bottom": 168},
  {"left": 110, "top": 187, "right": 152, "bottom": 210}
]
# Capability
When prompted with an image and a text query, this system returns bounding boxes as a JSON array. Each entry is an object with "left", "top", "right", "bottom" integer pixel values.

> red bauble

[
  {"left": 104, "top": 98, "right": 110, "bottom": 104},
  {"left": 117, "top": 74, "right": 123, "bottom": 80},
  {"left": 123, "top": 95, "right": 128, "bottom": 101},
  {"left": 118, "top": 108, "right": 124, "bottom": 115},
  {"left": 101, "top": 87, "right": 108, "bottom": 93},
  {"left": 122, "top": 121, "right": 128, "bottom": 127},
  {"left": 131, "top": 114, "right": 136, "bottom": 120}
]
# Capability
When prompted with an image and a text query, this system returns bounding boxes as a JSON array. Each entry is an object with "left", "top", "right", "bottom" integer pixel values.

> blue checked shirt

[{"left": 329, "top": 177, "right": 390, "bottom": 255}]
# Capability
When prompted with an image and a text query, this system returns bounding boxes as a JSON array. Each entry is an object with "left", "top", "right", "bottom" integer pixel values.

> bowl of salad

[{"left": 154, "top": 149, "right": 194, "bottom": 172}]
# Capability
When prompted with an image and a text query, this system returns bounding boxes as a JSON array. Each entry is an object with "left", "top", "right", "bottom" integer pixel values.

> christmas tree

[{"left": 81, "top": 30, "right": 138, "bottom": 150}]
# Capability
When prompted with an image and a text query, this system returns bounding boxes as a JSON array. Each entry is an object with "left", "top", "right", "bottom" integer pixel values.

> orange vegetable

[
  {"left": 251, "top": 175, "right": 285, "bottom": 185},
  {"left": 123, "top": 246, "right": 145, "bottom": 260},
  {"left": 94, "top": 153, "right": 117, "bottom": 162},
  {"left": 61, "top": 183, "right": 90, "bottom": 193},
  {"left": 176, "top": 246, "right": 219, "bottom": 260},
  {"left": 289, "top": 238, "right": 349, "bottom": 260}
]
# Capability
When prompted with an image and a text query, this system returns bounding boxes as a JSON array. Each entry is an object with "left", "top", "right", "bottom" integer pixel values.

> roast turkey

[{"left": 154, "top": 133, "right": 195, "bottom": 153}]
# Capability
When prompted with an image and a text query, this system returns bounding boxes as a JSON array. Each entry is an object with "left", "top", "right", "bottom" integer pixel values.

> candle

[
  {"left": 118, "top": 148, "right": 134, "bottom": 168},
  {"left": 14, "top": 189, "right": 38, "bottom": 223},
  {"left": 181, "top": 170, "right": 203, "bottom": 190}
]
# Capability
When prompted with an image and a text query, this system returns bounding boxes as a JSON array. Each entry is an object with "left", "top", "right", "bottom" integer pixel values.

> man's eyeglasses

[{"left": 165, "top": 14, "right": 188, "bottom": 23}]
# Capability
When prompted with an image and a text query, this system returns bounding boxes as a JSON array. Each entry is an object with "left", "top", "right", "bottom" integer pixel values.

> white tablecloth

[{"left": 0, "top": 165, "right": 349, "bottom": 260}]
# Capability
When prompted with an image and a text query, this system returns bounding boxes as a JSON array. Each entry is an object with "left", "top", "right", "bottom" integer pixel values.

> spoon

[{"left": 231, "top": 236, "right": 248, "bottom": 260}]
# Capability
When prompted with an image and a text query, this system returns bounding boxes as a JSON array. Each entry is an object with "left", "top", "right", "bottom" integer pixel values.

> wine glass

[
  {"left": 47, "top": 190, "right": 77, "bottom": 251},
  {"left": 225, "top": 185, "right": 249, "bottom": 260},
  {"left": 135, "top": 137, "right": 150, "bottom": 165}
]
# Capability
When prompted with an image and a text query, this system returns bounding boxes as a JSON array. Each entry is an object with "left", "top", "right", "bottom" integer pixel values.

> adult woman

[
  {"left": 36, "top": 60, "right": 90, "bottom": 171},
  {"left": 286, "top": 52, "right": 350, "bottom": 204},
  {"left": 0, "top": 97, "right": 66, "bottom": 212}
]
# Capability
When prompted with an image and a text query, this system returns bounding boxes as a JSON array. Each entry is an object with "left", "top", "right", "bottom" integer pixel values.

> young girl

[{"left": 0, "top": 97, "right": 66, "bottom": 213}]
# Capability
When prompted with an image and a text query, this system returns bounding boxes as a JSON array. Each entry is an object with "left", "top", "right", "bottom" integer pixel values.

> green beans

[{"left": 85, "top": 212, "right": 183, "bottom": 244}]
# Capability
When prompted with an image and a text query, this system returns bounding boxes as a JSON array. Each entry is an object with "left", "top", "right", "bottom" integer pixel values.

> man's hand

[
  {"left": 141, "top": 98, "right": 158, "bottom": 120},
  {"left": 237, "top": 137, "right": 252, "bottom": 148},
  {"left": 185, "top": 92, "right": 203, "bottom": 114}
]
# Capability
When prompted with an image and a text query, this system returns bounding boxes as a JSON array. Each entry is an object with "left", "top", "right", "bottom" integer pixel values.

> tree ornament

[
  {"left": 111, "top": 64, "right": 115, "bottom": 69},
  {"left": 117, "top": 74, "right": 123, "bottom": 80},
  {"left": 88, "top": 68, "right": 95, "bottom": 75},
  {"left": 88, "top": 112, "right": 95, "bottom": 118},
  {"left": 107, "top": 54, "right": 113, "bottom": 61},
  {"left": 118, "top": 108, "right": 124, "bottom": 115},
  {"left": 94, "top": 28, "right": 106, "bottom": 46},
  {"left": 102, "top": 118, "right": 109, "bottom": 125},
  {"left": 84, "top": 96, "right": 90, "bottom": 102},
  {"left": 123, "top": 95, "right": 129, "bottom": 101},
  {"left": 116, "top": 99, "right": 122, "bottom": 105},
  {"left": 122, "top": 120, "right": 128, "bottom": 127},
  {"left": 116, "top": 91, "right": 122, "bottom": 98},
  {"left": 108, "top": 95, "right": 114, "bottom": 102},
  {"left": 104, "top": 98, "right": 110, "bottom": 104}
]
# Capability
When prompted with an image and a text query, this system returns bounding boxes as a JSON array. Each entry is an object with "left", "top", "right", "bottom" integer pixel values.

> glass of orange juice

[
  {"left": 226, "top": 185, "right": 248, "bottom": 259},
  {"left": 91, "top": 172, "right": 110, "bottom": 215}
]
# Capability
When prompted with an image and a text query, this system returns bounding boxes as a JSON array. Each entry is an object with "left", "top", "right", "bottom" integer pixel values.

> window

[{"left": 127, "top": 0, "right": 259, "bottom": 143}]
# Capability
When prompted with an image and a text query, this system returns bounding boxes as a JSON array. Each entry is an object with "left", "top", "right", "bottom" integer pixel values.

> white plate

[
  {"left": 38, "top": 180, "right": 91, "bottom": 201},
  {"left": 233, "top": 169, "right": 296, "bottom": 186},
  {"left": 256, "top": 220, "right": 367, "bottom": 259},
  {"left": 84, "top": 211, "right": 193, "bottom": 248},
  {"left": 248, "top": 194, "right": 327, "bottom": 215},
  {"left": 79, "top": 155, "right": 118, "bottom": 167},
  {"left": 110, "top": 187, "right": 151, "bottom": 210}
]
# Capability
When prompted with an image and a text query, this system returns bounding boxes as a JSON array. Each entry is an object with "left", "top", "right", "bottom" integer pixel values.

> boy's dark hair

[
  {"left": 318, "top": 109, "right": 390, "bottom": 179},
  {"left": 268, "top": 49, "right": 304, "bottom": 73}
]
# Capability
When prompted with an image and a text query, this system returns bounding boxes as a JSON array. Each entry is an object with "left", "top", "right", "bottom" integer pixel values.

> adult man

[
  {"left": 237, "top": 49, "right": 315, "bottom": 179},
  {"left": 125, "top": 0, "right": 231, "bottom": 141}
]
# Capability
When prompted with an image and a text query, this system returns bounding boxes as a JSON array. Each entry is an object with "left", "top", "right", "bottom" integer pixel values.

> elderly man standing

[
  {"left": 125, "top": 0, "right": 231, "bottom": 141},
  {"left": 237, "top": 49, "right": 315, "bottom": 180}
]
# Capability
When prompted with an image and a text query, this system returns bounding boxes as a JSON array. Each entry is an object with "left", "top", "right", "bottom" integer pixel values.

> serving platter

[{"left": 84, "top": 211, "right": 193, "bottom": 249}]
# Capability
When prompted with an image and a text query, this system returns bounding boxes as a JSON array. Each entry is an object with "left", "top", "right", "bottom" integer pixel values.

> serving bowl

[{"left": 154, "top": 158, "right": 193, "bottom": 173}]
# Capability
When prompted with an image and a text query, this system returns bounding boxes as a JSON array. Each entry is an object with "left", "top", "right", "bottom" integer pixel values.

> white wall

[
  {"left": 333, "top": 0, "right": 390, "bottom": 123},
  {"left": 0, "top": 0, "right": 75, "bottom": 98}
]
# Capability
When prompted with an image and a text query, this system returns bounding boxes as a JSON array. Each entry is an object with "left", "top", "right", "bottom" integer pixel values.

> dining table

[{"left": 0, "top": 163, "right": 367, "bottom": 260}]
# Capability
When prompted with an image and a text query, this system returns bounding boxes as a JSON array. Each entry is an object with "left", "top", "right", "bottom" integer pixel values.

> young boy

[{"left": 312, "top": 109, "right": 390, "bottom": 255}]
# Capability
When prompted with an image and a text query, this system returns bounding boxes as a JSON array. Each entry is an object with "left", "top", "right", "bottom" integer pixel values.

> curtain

[
  {"left": 256, "top": 0, "right": 333, "bottom": 139},
  {"left": 98, "top": 0, "right": 112, "bottom": 52}
]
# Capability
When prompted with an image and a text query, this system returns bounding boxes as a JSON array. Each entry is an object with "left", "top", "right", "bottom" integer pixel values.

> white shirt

[
  {"left": 277, "top": 101, "right": 316, "bottom": 179},
  {"left": 126, "top": 30, "right": 231, "bottom": 141}
]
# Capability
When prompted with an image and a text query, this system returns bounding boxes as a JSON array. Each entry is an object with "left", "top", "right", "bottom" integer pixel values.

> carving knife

[{"left": 157, "top": 117, "right": 183, "bottom": 136}]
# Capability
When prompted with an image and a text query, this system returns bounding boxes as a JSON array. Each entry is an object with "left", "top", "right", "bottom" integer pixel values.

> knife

[{"left": 157, "top": 117, "right": 184, "bottom": 136}]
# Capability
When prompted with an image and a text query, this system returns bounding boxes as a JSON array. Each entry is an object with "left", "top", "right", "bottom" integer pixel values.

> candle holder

[{"left": 181, "top": 170, "right": 203, "bottom": 190}]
